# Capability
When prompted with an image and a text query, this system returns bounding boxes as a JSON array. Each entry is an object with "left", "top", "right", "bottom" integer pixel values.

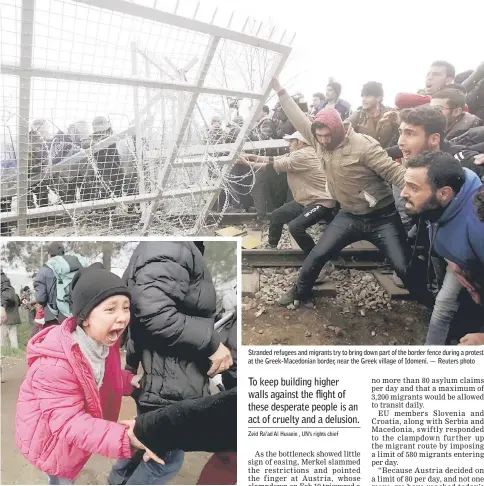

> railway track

[
  {"left": 209, "top": 211, "right": 416, "bottom": 269},
  {"left": 208, "top": 212, "right": 418, "bottom": 300}
]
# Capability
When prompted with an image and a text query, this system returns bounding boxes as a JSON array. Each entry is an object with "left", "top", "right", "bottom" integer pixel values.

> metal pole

[
  {"left": 195, "top": 48, "right": 292, "bottom": 233},
  {"left": 131, "top": 42, "right": 146, "bottom": 213},
  {"left": 141, "top": 36, "right": 221, "bottom": 235},
  {"left": 144, "top": 50, "right": 155, "bottom": 184},
  {"left": 16, "top": 0, "right": 35, "bottom": 235}
]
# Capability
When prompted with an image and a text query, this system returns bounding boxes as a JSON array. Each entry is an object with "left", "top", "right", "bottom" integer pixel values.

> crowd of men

[
  {"left": 234, "top": 60, "right": 484, "bottom": 346},
  {"left": 23, "top": 116, "right": 138, "bottom": 209}
]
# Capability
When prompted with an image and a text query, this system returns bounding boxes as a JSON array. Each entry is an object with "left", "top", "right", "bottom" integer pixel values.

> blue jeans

[
  {"left": 47, "top": 476, "right": 74, "bottom": 485},
  {"left": 425, "top": 268, "right": 462, "bottom": 345},
  {"left": 108, "top": 449, "right": 185, "bottom": 485}
]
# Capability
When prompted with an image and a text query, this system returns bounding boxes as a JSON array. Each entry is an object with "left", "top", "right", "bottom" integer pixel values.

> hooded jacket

[
  {"left": 1, "top": 270, "right": 21, "bottom": 325},
  {"left": 277, "top": 90, "right": 406, "bottom": 215},
  {"left": 249, "top": 116, "right": 276, "bottom": 141},
  {"left": 123, "top": 242, "right": 219, "bottom": 410},
  {"left": 15, "top": 318, "right": 134, "bottom": 480},
  {"left": 429, "top": 168, "right": 484, "bottom": 273}
]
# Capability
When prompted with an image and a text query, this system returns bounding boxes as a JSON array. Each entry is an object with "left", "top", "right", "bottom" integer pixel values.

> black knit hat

[{"left": 71, "top": 263, "right": 131, "bottom": 321}]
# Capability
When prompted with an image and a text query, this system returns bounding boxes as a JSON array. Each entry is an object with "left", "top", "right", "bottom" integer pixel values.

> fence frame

[{"left": 1, "top": 0, "right": 292, "bottom": 235}]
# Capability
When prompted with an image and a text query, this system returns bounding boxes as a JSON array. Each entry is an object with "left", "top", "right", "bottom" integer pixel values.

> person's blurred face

[
  {"left": 362, "top": 95, "right": 381, "bottom": 110},
  {"left": 75, "top": 121, "right": 91, "bottom": 142},
  {"left": 276, "top": 108, "right": 287, "bottom": 122},
  {"left": 82, "top": 295, "right": 130, "bottom": 347},
  {"left": 313, "top": 96, "right": 322, "bottom": 107},
  {"left": 33, "top": 124, "right": 52, "bottom": 141},
  {"left": 425, "top": 65, "right": 454, "bottom": 95},
  {"left": 314, "top": 126, "right": 332, "bottom": 147},
  {"left": 429, "top": 98, "right": 462, "bottom": 127},
  {"left": 211, "top": 120, "right": 222, "bottom": 129},
  {"left": 400, "top": 167, "right": 441, "bottom": 215},
  {"left": 325, "top": 86, "right": 337, "bottom": 101},
  {"left": 288, "top": 139, "right": 299, "bottom": 152},
  {"left": 398, "top": 122, "right": 440, "bottom": 161}
]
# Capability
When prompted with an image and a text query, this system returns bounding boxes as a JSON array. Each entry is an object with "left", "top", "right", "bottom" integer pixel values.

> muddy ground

[
  {"left": 0, "top": 354, "right": 211, "bottom": 485},
  {"left": 242, "top": 298, "right": 431, "bottom": 346}
]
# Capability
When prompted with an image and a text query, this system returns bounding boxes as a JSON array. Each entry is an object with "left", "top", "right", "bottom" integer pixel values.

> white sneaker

[
  {"left": 315, "top": 261, "right": 335, "bottom": 283},
  {"left": 392, "top": 271, "right": 405, "bottom": 288}
]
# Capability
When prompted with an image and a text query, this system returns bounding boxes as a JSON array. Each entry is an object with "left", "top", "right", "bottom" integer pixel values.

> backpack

[{"left": 45, "top": 253, "right": 89, "bottom": 318}]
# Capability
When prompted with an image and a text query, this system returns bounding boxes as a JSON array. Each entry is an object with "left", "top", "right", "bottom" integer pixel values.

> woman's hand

[
  {"left": 130, "top": 369, "right": 144, "bottom": 388},
  {"left": 119, "top": 419, "right": 165, "bottom": 464},
  {"left": 474, "top": 154, "right": 484, "bottom": 166},
  {"left": 236, "top": 156, "right": 250, "bottom": 166}
]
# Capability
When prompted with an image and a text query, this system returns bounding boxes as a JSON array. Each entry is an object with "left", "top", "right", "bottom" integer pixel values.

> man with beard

[
  {"left": 394, "top": 60, "right": 484, "bottom": 121},
  {"left": 430, "top": 89, "right": 482, "bottom": 140},
  {"left": 310, "top": 92, "right": 326, "bottom": 118},
  {"left": 271, "top": 77, "right": 432, "bottom": 308},
  {"left": 401, "top": 151, "right": 484, "bottom": 344},
  {"left": 389, "top": 106, "right": 483, "bottom": 231}
]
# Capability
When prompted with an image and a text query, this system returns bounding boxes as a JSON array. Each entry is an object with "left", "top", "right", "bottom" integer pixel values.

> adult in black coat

[
  {"left": 122, "top": 241, "right": 233, "bottom": 412},
  {"left": 123, "top": 387, "right": 237, "bottom": 459},
  {"left": 110, "top": 241, "right": 233, "bottom": 485},
  {"left": 1, "top": 270, "right": 21, "bottom": 326},
  {"left": 88, "top": 116, "right": 124, "bottom": 200}
]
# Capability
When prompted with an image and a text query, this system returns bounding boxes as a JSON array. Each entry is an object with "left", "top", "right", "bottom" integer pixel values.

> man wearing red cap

[{"left": 272, "top": 78, "right": 432, "bottom": 307}]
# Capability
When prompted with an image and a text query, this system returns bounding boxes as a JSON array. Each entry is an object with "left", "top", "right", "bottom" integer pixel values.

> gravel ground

[
  {"left": 243, "top": 266, "right": 430, "bottom": 345},
  {"left": 249, "top": 267, "right": 393, "bottom": 312}
]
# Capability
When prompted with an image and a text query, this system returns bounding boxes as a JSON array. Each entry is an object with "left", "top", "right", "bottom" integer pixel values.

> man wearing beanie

[
  {"left": 108, "top": 241, "right": 233, "bottom": 485},
  {"left": 272, "top": 77, "right": 433, "bottom": 308},
  {"left": 319, "top": 81, "right": 351, "bottom": 121},
  {"left": 33, "top": 242, "right": 88, "bottom": 327}
]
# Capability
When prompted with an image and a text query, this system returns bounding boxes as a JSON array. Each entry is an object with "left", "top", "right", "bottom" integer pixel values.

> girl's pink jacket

[{"left": 16, "top": 317, "right": 135, "bottom": 480}]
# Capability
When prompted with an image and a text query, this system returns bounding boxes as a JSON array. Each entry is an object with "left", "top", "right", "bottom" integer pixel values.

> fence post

[
  {"left": 193, "top": 48, "right": 291, "bottom": 234},
  {"left": 140, "top": 35, "right": 221, "bottom": 235},
  {"left": 16, "top": 0, "right": 35, "bottom": 235}
]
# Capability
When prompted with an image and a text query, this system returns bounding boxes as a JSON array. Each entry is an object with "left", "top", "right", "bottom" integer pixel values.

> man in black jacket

[
  {"left": 387, "top": 106, "right": 483, "bottom": 230},
  {"left": 33, "top": 242, "right": 86, "bottom": 326},
  {"left": 108, "top": 241, "right": 233, "bottom": 485},
  {"left": 121, "top": 387, "right": 236, "bottom": 458},
  {"left": 89, "top": 116, "right": 124, "bottom": 200},
  {"left": 430, "top": 89, "right": 482, "bottom": 141},
  {"left": 1, "top": 270, "right": 21, "bottom": 349}
]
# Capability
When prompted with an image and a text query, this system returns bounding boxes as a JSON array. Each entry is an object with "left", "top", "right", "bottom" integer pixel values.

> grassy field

[{"left": 1, "top": 310, "right": 32, "bottom": 357}]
